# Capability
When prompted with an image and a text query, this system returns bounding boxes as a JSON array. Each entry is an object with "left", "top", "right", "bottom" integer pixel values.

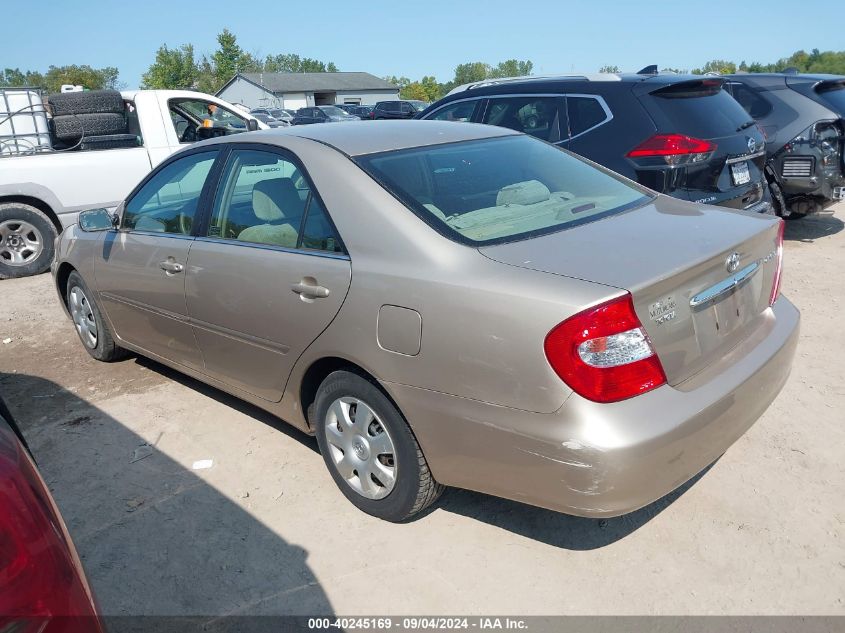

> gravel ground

[{"left": 0, "top": 205, "right": 843, "bottom": 617}]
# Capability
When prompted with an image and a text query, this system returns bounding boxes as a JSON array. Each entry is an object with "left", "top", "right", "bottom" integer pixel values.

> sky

[{"left": 2, "top": 0, "right": 841, "bottom": 89}]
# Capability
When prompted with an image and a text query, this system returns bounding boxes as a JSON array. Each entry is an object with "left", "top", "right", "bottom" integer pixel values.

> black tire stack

[{"left": 48, "top": 90, "right": 138, "bottom": 150}]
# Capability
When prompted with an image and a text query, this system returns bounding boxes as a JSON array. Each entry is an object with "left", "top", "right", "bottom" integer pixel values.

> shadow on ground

[
  {"left": 784, "top": 211, "right": 843, "bottom": 242},
  {"left": 0, "top": 372, "right": 334, "bottom": 628},
  {"left": 3, "top": 354, "right": 704, "bottom": 562},
  {"left": 435, "top": 466, "right": 709, "bottom": 550}
]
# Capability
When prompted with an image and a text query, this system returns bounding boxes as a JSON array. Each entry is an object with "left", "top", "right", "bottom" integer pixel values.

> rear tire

[
  {"left": 768, "top": 180, "right": 787, "bottom": 218},
  {"left": 314, "top": 370, "right": 444, "bottom": 522},
  {"left": 0, "top": 203, "right": 56, "bottom": 279},
  {"left": 66, "top": 271, "right": 128, "bottom": 362}
]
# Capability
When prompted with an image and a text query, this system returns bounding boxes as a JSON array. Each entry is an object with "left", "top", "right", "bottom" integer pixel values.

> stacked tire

[{"left": 48, "top": 90, "right": 134, "bottom": 148}]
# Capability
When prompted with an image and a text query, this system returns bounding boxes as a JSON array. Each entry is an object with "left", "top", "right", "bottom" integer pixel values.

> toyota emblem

[{"left": 726, "top": 252, "right": 741, "bottom": 273}]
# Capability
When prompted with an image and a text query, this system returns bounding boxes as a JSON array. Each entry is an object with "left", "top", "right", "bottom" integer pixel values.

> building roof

[{"left": 226, "top": 72, "right": 398, "bottom": 94}]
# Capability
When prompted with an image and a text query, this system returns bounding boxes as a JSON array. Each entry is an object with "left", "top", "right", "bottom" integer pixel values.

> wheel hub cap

[
  {"left": 0, "top": 219, "right": 43, "bottom": 266},
  {"left": 324, "top": 397, "right": 397, "bottom": 500}
]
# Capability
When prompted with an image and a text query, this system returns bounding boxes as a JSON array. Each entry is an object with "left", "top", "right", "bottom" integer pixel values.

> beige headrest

[
  {"left": 252, "top": 178, "right": 300, "bottom": 221},
  {"left": 496, "top": 180, "right": 551, "bottom": 206}
]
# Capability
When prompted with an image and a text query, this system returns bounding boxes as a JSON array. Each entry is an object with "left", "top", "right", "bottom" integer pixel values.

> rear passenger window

[
  {"left": 427, "top": 100, "right": 480, "bottom": 122},
  {"left": 208, "top": 149, "right": 342, "bottom": 253},
  {"left": 567, "top": 97, "right": 608, "bottom": 136},
  {"left": 481, "top": 97, "right": 563, "bottom": 141}
]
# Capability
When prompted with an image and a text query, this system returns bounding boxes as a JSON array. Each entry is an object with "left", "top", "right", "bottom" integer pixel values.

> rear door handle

[
  {"left": 291, "top": 279, "right": 330, "bottom": 300},
  {"left": 159, "top": 260, "right": 184, "bottom": 274}
]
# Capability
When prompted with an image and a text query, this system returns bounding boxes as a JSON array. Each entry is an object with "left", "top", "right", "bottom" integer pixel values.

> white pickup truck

[{"left": 0, "top": 89, "right": 266, "bottom": 279}]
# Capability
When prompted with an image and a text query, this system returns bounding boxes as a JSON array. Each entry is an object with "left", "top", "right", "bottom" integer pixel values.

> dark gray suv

[{"left": 724, "top": 73, "right": 845, "bottom": 218}]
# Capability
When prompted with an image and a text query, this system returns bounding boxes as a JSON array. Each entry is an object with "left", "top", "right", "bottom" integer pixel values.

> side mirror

[
  {"left": 78, "top": 208, "right": 117, "bottom": 232},
  {"left": 246, "top": 118, "right": 259, "bottom": 132}
]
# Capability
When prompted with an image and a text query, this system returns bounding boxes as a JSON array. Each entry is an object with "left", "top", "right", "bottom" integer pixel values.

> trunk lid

[{"left": 479, "top": 196, "right": 783, "bottom": 385}]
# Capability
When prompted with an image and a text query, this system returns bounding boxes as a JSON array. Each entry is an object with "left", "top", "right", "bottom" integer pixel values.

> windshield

[
  {"left": 356, "top": 136, "right": 653, "bottom": 245},
  {"left": 319, "top": 106, "right": 347, "bottom": 117},
  {"left": 253, "top": 113, "right": 271, "bottom": 123},
  {"left": 409, "top": 101, "right": 428, "bottom": 111}
]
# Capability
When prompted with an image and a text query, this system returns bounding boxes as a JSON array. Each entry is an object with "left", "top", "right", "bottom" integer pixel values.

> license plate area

[{"left": 730, "top": 161, "right": 751, "bottom": 185}]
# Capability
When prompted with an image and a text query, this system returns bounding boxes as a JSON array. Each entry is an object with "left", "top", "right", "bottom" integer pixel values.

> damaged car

[
  {"left": 725, "top": 73, "right": 845, "bottom": 218},
  {"left": 53, "top": 121, "right": 798, "bottom": 522}
]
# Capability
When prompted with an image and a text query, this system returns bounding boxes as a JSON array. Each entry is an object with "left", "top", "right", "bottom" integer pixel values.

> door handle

[
  {"left": 159, "top": 260, "right": 184, "bottom": 274},
  {"left": 291, "top": 279, "right": 330, "bottom": 299}
]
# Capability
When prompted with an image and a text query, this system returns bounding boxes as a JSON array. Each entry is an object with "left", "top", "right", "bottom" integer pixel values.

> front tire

[
  {"left": 314, "top": 370, "right": 444, "bottom": 521},
  {"left": 66, "top": 271, "right": 128, "bottom": 362},
  {"left": 0, "top": 203, "right": 56, "bottom": 279}
]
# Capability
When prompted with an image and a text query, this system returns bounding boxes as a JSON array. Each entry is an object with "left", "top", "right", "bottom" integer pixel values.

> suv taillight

[
  {"left": 627, "top": 133, "right": 717, "bottom": 166},
  {"left": 770, "top": 219, "right": 785, "bottom": 306},
  {"left": 0, "top": 434, "right": 103, "bottom": 632},
  {"left": 544, "top": 294, "right": 667, "bottom": 403}
]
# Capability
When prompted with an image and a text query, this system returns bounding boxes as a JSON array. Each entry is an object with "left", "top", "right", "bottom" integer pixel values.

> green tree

[
  {"left": 383, "top": 75, "right": 412, "bottom": 90},
  {"left": 453, "top": 62, "right": 490, "bottom": 86},
  {"left": 489, "top": 59, "right": 533, "bottom": 78},
  {"left": 0, "top": 68, "right": 46, "bottom": 87},
  {"left": 598, "top": 65, "right": 620, "bottom": 73},
  {"left": 210, "top": 29, "right": 251, "bottom": 89},
  {"left": 691, "top": 59, "right": 737, "bottom": 75},
  {"left": 141, "top": 44, "right": 197, "bottom": 89},
  {"left": 43, "top": 65, "right": 121, "bottom": 92}
]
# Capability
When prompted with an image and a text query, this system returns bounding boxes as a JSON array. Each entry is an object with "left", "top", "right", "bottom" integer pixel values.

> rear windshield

[
  {"left": 817, "top": 84, "right": 845, "bottom": 116},
  {"left": 356, "top": 135, "right": 652, "bottom": 245},
  {"left": 644, "top": 81, "right": 752, "bottom": 138}
]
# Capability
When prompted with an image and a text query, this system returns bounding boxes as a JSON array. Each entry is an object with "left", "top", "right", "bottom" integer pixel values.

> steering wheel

[{"left": 180, "top": 124, "right": 197, "bottom": 143}]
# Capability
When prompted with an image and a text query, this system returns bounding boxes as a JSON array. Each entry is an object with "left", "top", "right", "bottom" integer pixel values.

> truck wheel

[
  {"left": 0, "top": 203, "right": 56, "bottom": 279},
  {"left": 48, "top": 90, "right": 124, "bottom": 116},
  {"left": 768, "top": 180, "right": 787, "bottom": 218},
  {"left": 314, "top": 370, "right": 445, "bottom": 522},
  {"left": 66, "top": 271, "right": 128, "bottom": 362}
]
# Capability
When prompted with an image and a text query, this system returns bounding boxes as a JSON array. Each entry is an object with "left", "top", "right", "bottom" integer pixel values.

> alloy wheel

[{"left": 0, "top": 220, "right": 43, "bottom": 266}]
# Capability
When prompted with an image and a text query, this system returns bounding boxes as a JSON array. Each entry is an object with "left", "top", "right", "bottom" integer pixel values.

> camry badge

[
  {"left": 726, "top": 252, "right": 741, "bottom": 273},
  {"left": 649, "top": 296, "right": 677, "bottom": 325}
]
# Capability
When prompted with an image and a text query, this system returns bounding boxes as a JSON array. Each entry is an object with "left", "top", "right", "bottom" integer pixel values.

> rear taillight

[
  {"left": 544, "top": 294, "right": 667, "bottom": 403},
  {"left": 627, "top": 133, "right": 717, "bottom": 166},
  {"left": 769, "top": 219, "right": 785, "bottom": 306},
  {"left": 0, "top": 431, "right": 103, "bottom": 632}
]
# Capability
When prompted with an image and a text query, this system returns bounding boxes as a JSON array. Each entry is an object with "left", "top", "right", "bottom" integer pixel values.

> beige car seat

[{"left": 238, "top": 178, "right": 303, "bottom": 248}]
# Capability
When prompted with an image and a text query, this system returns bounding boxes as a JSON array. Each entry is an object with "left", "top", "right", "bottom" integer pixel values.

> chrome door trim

[{"left": 194, "top": 236, "right": 351, "bottom": 261}]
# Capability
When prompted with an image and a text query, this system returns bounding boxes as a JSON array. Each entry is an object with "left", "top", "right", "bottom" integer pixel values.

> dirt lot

[{"left": 1, "top": 206, "right": 844, "bottom": 617}]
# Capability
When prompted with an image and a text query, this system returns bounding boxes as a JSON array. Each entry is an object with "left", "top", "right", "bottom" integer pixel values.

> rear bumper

[{"left": 386, "top": 297, "right": 799, "bottom": 517}]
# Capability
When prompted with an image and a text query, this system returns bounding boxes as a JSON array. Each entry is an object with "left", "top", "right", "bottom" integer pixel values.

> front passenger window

[{"left": 123, "top": 151, "right": 218, "bottom": 234}]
